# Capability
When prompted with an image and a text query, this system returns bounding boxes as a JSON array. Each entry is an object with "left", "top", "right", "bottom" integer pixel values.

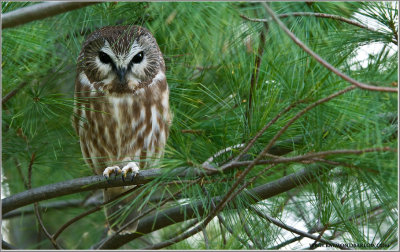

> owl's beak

[{"left": 116, "top": 67, "right": 127, "bottom": 85}]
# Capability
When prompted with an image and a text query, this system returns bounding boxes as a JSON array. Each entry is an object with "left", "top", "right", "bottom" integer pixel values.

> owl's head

[{"left": 77, "top": 25, "right": 165, "bottom": 95}]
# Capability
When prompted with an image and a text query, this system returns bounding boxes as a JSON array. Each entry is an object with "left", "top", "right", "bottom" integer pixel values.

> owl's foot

[
  {"left": 121, "top": 162, "right": 140, "bottom": 182},
  {"left": 103, "top": 166, "right": 122, "bottom": 180}
]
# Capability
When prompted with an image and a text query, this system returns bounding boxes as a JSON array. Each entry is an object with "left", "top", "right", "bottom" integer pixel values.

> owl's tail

[{"left": 103, "top": 187, "right": 142, "bottom": 234}]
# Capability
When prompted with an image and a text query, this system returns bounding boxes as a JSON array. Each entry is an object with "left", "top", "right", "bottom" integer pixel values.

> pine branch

[
  {"left": 52, "top": 186, "right": 141, "bottom": 240},
  {"left": 249, "top": 206, "right": 350, "bottom": 250},
  {"left": 3, "top": 146, "right": 393, "bottom": 215},
  {"left": 247, "top": 23, "right": 267, "bottom": 126},
  {"left": 142, "top": 86, "right": 366, "bottom": 250},
  {"left": 2, "top": 199, "right": 100, "bottom": 219},
  {"left": 240, "top": 12, "right": 398, "bottom": 44},
  {"left": 2, "top": 2, "right": 99, "bottom": 29},
  {"left": 260, "top": 3, "right": 398, "bottom": 93},
  {"left": 1, "top": 167, "right": 165, "bottom": 214},
  {"left": 27, "top": 152, "right": 62, "bottom": 249},
  {"left": 2, "top": 82, "right": 28, "bottom": 104},
  {"left": 1, "top": 138, "right": 301, "bottom": 215},
  {"left": 96, "top": 164, "right": 327, "bottom": 249}
]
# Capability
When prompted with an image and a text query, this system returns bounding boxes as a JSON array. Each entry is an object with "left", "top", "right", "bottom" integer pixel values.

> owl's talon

[
  {"left": 121, "top": 162, "right": 140, "bottom": 183},
  {"left": 103, "top": 166, "right": 121, "bottom": 180}
]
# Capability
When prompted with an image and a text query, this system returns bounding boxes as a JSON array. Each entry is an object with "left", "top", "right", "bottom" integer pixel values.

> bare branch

[
  {"left": 2, "top": 2, "right": 99, "bottom": 29},
  {"left": 2, "top": 199, "right": 100, "bottom": 219},
  {"left": 268, "top": 235, "right": 304, "bottom": 250},
  {"left": 202, "top": 227, "right": 210, "bottom": 249},
  {"left": 3, "top": 145, "right": 393, "bottom": 216},
  {"left": 240, "top": 12, "right": 397, "bottom": 44},
  {"left": 2, "top": 82, "right": 28, "bottom": 104},
  {"left": 249, "top": 206, "right": 350, "bottom": 250},
  {"left": 1, "top": 167, "right": 166, "bottom": 214},
  {"left": 27, "top": 153, "right": 61, "bottom": 249},
  {"left": 52, "top": 186, "right": 141, "bottom": 240},
  {"left": 233, "top": 98, "right": 305, "bottom": 163},
  {"left": 247, "top": 24, "right": 267, "bottom": 125},
  {"left": 236, "top": 204, "right": 263, "bottom": 249},
  {"left": 260, "top": 3, "right": 398, "bottom": 93},
  {"left": 217, "top": 214, "right": 250, "bottom": 248},
  {"left": 228, "top": 147, "right": 395, "bottom": 168}
]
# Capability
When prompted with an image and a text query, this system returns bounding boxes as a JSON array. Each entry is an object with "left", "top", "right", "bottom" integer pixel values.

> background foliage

[{"left": 2, "top": 1, "right": 398, "bottom": 249}]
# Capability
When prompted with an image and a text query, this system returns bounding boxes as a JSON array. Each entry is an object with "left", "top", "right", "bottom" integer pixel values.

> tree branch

[
  {"left": 260, "top": 3, "right": 398, "bottom": 93},
  {"left": 1, "top": 167, "right": 166, "bottom": 214},
  {"left": 2, "top": 198, "right": 101, "bottom": 219},
  {"left": 240, "top": 12, "right": 397, "bottom": 44},
  {"left": 27, "top": 152, "right": 61, "bottom": 249},
  {"left": 2, "top": 2, "right": 99, "bottom": 29},
  {"left": 2, "top": 82, "right": 28, "bottom": 104},
  {"left": 96, "top": 164, "right": 327, "bottom": 249},
  {"left": 249, "top": 206, "right": 350, "bottom": 250},
  {"left": 3, "top": 146, "right": 393, "bottom": 216},
  {"left": 150, "top": 86, "right": 365, "bottom": 250},
  {"left": 247, "top": 23, "right": 267, "bottom": 126}
]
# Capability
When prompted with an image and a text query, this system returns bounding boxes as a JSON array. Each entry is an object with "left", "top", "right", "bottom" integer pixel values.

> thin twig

[
  {"left": 143, "top": 218, "right": 202, "bottom": 250},
  {"left": 249, "top": 206, "right": 350, "bottom": 250},
  {"left": 261, "top": 3, "right": 397, "bottom": 92},
  {"left": 217, "top": 214, "right": 251, "bottom": 248},
  {"left": 309, "top": 224, "right": 329, "bottom": 249},
  {"left": 2, "top": 82, "right": 28, "bottom": 104},
  {"left": 287, "top": 190, "right": 313, "bottom": 230},
  {"left": 218, "top": 215, "right": 227, "bottom": 247},
  {"left": 52, "top": 186, "right": 141, "bottom": 240},
  {"left": 228, "top": 147, "right": 395, "bottom": 168},
  {"left": 202, "top": 227, "right": 210, "bottom": 249},
  {"left": 247, "top": 24, "right": 267, "bottom": 126},
  {"left": 99, "top": 179, "right": 201, "bottom": 247},
  {"left": 203, "top": 186, "right": 250, "bottom": 248},
  {"left": 231, "top": 98, "right": 306, "bottom": 164},
  {"left": 270, "top": 204, "right": 387, "bottom": 249},
  {"left": 2, "top": 2, "right": 99, "bottom": 29},
  {"left": 181, "top": 129, "right": 204, "bottom": 134},
  {"left": 14, "top": 158, "right": 29, "bottom": 189},
  {"left": 27, "top": 153, "right": 35, "bottom": 189},
  {"left": 387, "top": 19, "right": 398, "bottom": 44},
  {"left": 268, "top": 236, "right": 304, "bottom": 250},
  {"left": 27, "top": 152, "right": 61, "bottom": 249},
  {"left": 236, "top": 204, "right": 263, "bottom": 249},
  {"left": 3, "top": 199, "right": 101, "bottom": 219},
  {"left": 202, "top": 143, "right": 245, "bottom": 171},
  {"left": 240, "top": 12, "right": 397, "bottom": 44}
]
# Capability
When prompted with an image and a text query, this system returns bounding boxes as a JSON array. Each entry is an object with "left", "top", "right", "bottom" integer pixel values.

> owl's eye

[
  {"left": 99, "top": 51, "right": 112, "bottom": 64},
  {"left": 130, "top": 51, "right": 144, "bottom": 64}
]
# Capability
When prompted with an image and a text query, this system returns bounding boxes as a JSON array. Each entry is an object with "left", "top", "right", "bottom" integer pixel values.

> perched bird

[{"left": 73, "top": 25, "right": 171, "bottom": 233}]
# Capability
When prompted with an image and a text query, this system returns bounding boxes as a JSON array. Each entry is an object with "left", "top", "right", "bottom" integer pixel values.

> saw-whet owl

[{"left": 73, "top": 25, "right": 171, "bottom": 233}]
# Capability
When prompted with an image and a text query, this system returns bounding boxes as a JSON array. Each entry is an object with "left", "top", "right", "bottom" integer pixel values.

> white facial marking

[
  {"left": 150, "top": 71, "right": 166, "bottom": 87},
  {"left": 79, "top": 72, "right": 94, "bottom": 89},
  {"left": 96, "top": 41, "right": 115, "bottom": 77}
]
